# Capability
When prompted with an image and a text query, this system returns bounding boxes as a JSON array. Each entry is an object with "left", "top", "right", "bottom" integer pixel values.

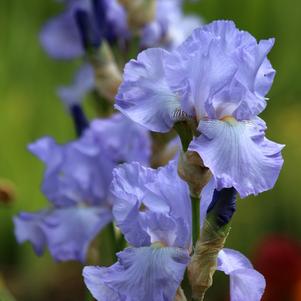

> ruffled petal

[
  {"left": 13, "top": 211, "right": 48, "bottom": 255},
  {"left": 111, "top": 161, "right": 191, "bottom": 248},
  {"left": 232, "top": 39, "right": 276, "bottom": 118},
  {"left": 28, "top": 131, "right": 116, "bottom": 207},
  {"left": 58, "top": 64, "right": 95, "bottom": 106},
  {"left": 14, "top": 206, "right": 112, "bottom": 262},
  {"left": 165, "top": 26, "right": 238, "bottom": 119},
  {"left": 144, "top": 160, "right": 191, "bottom": 223},
  {"left": 28, "top": 136, "right": 61, "bottom": 165},
  {"left": 189, "top": 118, "right": 284, "bottom": 197},
  {"left": 41, "top": 206, "right": 112, "bottom": 262},
  {"left": 111, "top": 162, "right": 156, "bottom": 246},
  {"left": 83, "top": 245, "right": 190, "bottom": 301},
  {"left": 165, "top": 20, "right": 275, "bottom": 120},
  {"left": 82, "top": 265, "right": 120, "bottom": 301},
  {"left": 217, "top": 248, "right": 266, "bottom": 301},
  {"left": 218, "top": 248, "right": 253, "bottom": 274},
  {"left": 40, "top": 11, "right": 84, "bottom": 59},
  {"left": 90, "top": 114, "right": 151, "bottom": 165},
  {"left": 236, "top": 38, "right": 275, "bottom": 98},
  {"left": 115, "top": 48, "right": 180, "bottom": 132}
]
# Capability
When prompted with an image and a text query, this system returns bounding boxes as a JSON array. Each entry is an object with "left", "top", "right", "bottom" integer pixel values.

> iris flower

[
  {"left": 116, "top": 20, "right": 284, "bottom": 197},
  {"left": 83, "top": 161, "right": 265, "bottom": 301},
  {"left": 14, "top": 114, "right": 150, "bottom": 262}
]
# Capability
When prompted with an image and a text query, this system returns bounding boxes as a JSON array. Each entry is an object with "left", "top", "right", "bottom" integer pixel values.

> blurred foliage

[{"left": 0, "top": 0, "right": 300, "bottom": 300}]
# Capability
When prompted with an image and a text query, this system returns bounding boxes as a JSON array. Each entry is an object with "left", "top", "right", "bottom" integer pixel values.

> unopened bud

[
  {"left": 70, "top": 104, "right": 89, "bottom": 137},
  {"left": 90, "top": 42, "right": 122, "bottom": 101},
  {"left": 118, "top": 0, "right": 156, "bottom": 29},
  {"left": 188, "top": 220, "right": 230, "bottom": 301},
  {"left": 178, "top": 151, "right": 211, "bottom": 197}
]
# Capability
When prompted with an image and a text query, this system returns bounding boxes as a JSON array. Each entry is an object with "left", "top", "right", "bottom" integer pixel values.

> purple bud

[
  {"left": 207, "top": 188, "right": 237, "bottom": 227},
  {"left": 70, "top": 104, "right": 89, "bottom": 136}
]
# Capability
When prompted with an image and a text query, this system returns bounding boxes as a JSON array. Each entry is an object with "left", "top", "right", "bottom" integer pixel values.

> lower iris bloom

[
  {"left": 116, "top": 20, "right": 284, "bottom": 197},
  {"left": 83, "top": 161, "right": 265, "bottom": 301},
  {"left": 13, "top": 114, "right": 150, "bottom": 262},
  {"left": 83, "top": 161, "right": 192, "bottom": 301}
]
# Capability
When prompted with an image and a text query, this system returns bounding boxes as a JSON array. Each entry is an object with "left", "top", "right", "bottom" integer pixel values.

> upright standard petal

[
  {"left": 111, "top": 162, "right": 156, "bottom": 247},
  {"left": 165, "top": 20, "right": 276, "bottom": 120},
  {"left": 217, "top": 248, "right": 266, "bottom": 301},
  {"left": 28, "top": 127, "right": 118, "bottom": 207},
  {"left": 90, "top": 114, "right": 151, "bottom": 165},
  {"left": 189, "top": 118, "right": 284, "bottom": 197},
  {"left": 115, "top": 48, "right": 180, "bottom": 132},
  {"left": 83, "top": 245, "right": 190, "bottom": 301},
  {"left": 111, "top": 161, "right": 191, "bottom": 248}
]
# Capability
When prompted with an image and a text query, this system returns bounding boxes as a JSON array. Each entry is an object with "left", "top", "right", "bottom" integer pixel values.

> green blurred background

[{"left": 0, "top": 0, "right": 300, "bottom": 300}]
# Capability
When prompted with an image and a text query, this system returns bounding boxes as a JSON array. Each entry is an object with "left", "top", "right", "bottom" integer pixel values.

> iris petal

[
  {"left": 189, "top": 119, "right": 284, "bottom": 197},
  {"left": 165, "top": 20, "right": 276, "bottom": 120},
  {"left": 42, "top": 206, "right": 112, "bottom": 262},
  {"left": 14, "top": 207, "right": 112, "bottom": 262},
  {"left": 217, "top": 248, "right": 266, "bottom": 301},
  {"left": 40, "top": 11, "right": 84, "bottom": 59},
  {"left": 111, "top": 161, "right": 191, "bottom": 248},
  {"left": 115, "top": 48, "right": 180, "bottom": 132},
  {"left": 83, "top": 245, "right": 190, "bottom": 301},
  {"left": 13, "top": 211, "right": 48, "bottom": 256}
]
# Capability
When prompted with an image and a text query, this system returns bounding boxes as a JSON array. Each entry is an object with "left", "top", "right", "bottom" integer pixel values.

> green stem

[
  {"left": 191, "top": 195, "right": 200, "bottom": 247},
  {"left": 174, "top": 122, "right": 193, "bottom": 152}
]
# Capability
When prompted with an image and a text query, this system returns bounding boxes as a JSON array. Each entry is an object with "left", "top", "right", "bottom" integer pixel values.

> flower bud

[
  {"left": 118, "top": 0, "right": 156, "bottom": 30},
  {"left": 178, "top": 151, "right": 211, "bottom": 197},
  {"left": 70, "top": 104, "right": 89, "bottom": 137},
  {"left": 90, "top": 42, "right": 122, "bottom": 101},
  {"left": 188, "top": 220, "right": 230, "bottom": 300}
]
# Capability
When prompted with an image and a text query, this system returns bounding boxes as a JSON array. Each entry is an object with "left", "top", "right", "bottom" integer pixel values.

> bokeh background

[{"left": 0, "top": 0, "right": 300, "bottom": 300}]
